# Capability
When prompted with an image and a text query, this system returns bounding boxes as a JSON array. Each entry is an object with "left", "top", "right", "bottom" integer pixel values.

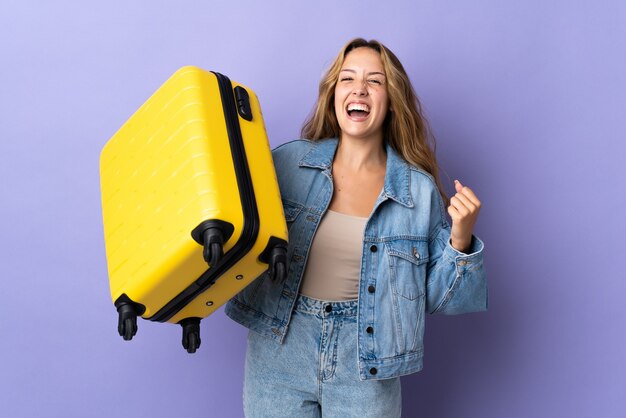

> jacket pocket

[
  {"left": 386, "top": 239, "right": 429, "bottom": 352},
  {"left": 386, "top": 239, "right": 429, "bottom": 300}
]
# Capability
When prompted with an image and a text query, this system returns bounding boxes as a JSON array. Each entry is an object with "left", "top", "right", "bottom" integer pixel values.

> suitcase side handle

[{"left": 234, "top": 86, "right": 253, "bottom": 121}]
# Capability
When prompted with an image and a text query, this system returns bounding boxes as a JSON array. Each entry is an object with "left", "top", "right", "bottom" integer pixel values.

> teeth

[{"left": 347, "top": 103, "right": 370, "bottom": 112}]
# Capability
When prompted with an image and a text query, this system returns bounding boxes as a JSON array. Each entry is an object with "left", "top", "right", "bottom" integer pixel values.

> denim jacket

[{"left": 225, "top": 138, "right": 487, "bottom": 380}]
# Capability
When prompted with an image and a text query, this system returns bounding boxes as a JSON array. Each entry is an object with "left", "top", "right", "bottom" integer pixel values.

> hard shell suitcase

[{"left": 100, "top": 66, "right": 288, "bottom": 353}]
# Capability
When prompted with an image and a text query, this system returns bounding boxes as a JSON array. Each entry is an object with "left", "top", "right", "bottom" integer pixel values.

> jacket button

[
  {"left": 370, "top": 245, "right": 377, "bottom": 252},
  {"left": 366, "top": 326, "right": 373, "bottom": 334},
  {"left": 368, "top": 285, "right": 375, "bottom": 293},
  {"left": 325, "top": 304, "right": 332, "bottom": 313},
  {"left": 369, "top": 367, "right": 377, "bottom": 375}
]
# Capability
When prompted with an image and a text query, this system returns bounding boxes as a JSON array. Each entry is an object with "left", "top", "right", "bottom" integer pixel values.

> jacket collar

[{"left": 299, "top": 138, "right": 414, "bottom": 207}]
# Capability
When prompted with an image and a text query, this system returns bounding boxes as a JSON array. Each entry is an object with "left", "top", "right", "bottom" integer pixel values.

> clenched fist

[{"left": 448, "top": 179, "right": 481, "bottom": 253}]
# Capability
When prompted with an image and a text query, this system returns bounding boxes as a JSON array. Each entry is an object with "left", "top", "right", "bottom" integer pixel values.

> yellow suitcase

[{"left": 100, "top": 66, "right": 288, "bottom": 353}]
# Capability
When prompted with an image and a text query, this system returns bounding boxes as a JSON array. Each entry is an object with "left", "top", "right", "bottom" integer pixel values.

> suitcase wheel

[
  {"left": 180, "top": 318, "right": 202, "bottom": 354},
  {"left": 121, "top": 317, "right": 136, "bottom": 341},
  {"left": 114, "top": 295, "right": 145, "bottom": 342},
  {"left": 269, "top": 245, "right": 288, "bottom": 282},
  {"left": 116, "top": 303, "right": 138, "bottom": 341},
  {"left": 203, "top": 231, "right": 224, "bottom": 267},
  {"left": 259, "top": 237, "right": 289, "bottom": 282},
  {"left": 191, "top": 220, "right": 235, "bottom": 268}
]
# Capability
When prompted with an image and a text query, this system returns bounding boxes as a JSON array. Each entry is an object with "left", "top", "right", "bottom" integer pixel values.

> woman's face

[{"left": 334, "top": 47, "right": 389, "bottom": 143}]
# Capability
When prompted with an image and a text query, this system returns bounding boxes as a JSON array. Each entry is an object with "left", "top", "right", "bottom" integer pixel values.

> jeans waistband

[{"left": 294, "top": 294, "right": 358, "bottom": 317}]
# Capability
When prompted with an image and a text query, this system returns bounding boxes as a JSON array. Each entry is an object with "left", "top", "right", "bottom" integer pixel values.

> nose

[{"left": 352, "top": 80, "right": 368, "bottom": 96}]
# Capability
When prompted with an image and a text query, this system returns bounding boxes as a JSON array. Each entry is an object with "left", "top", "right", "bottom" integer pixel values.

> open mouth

[{"left": 346, "top": 103, "right": 370, "bottom": 118}]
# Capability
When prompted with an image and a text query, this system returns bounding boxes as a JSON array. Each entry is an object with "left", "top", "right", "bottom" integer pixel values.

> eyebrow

[{"left": 340, "top": 69, "right": 386, "bottom": 77}]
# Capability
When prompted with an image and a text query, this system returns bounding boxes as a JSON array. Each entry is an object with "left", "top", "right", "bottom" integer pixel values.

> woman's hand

[{"left": 448, "top": 179, "right": 481, "bottom": 253}]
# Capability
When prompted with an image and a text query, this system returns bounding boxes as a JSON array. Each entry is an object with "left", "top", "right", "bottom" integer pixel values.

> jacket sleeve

[{"left": 424, "top": 188, "right": 488, "bottom": 315}]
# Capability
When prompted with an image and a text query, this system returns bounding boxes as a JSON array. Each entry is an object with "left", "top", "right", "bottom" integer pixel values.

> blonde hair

[{"left": 301, "top": 38, "right": 449, "bottom": 205}]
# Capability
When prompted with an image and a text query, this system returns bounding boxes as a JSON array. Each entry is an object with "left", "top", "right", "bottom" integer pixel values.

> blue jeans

[{"left": 244, "top": 295, "right": 402, "bottom": 417}]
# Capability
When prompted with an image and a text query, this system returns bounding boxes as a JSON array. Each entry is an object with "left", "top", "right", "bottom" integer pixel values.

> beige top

[{"left": 298, "top": 210, "right": 367, "bottom": 301}]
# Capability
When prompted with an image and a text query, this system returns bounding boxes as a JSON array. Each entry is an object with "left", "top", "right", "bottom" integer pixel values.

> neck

[{"left": 334, "top": 136, "right": 386, "bottom": 171}]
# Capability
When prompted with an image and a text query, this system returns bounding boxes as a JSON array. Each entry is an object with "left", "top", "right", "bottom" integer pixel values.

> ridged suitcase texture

[{"left": 100, "top": 66, "right": 288, "bottom": 352}]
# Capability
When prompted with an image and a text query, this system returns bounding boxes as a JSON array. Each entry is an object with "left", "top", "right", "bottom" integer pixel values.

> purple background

[{"left": 1, "top": 1, "right": 625, "bottom": 417}]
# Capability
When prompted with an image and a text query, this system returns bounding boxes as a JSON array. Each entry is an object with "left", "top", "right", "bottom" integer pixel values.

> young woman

[{"left": 226, "top": 38, "right": 487, "bottom": 417}]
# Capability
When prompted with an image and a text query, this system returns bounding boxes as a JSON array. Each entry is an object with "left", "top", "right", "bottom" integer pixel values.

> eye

[
  {"left": 368, "top": 79, "right": 383, "bottom": 85},
  {"left": 340, "top": 76, "right": 353, "bottom": 82}
]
